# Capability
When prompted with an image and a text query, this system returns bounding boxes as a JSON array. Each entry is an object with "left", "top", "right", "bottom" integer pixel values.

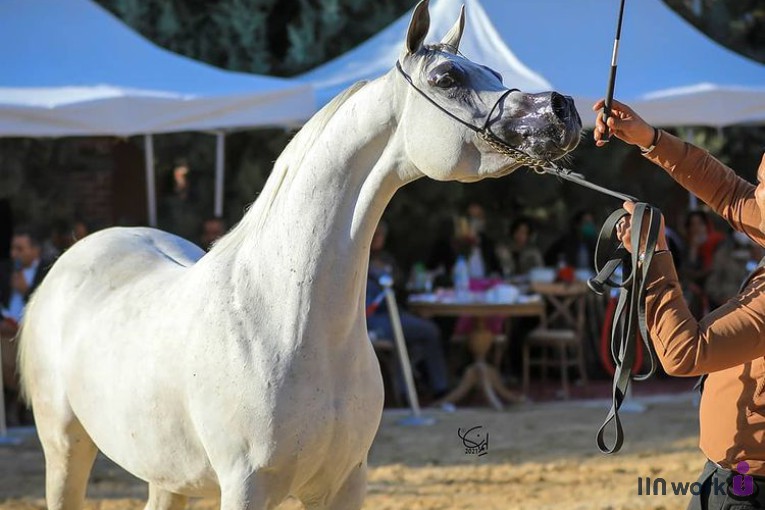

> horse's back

[{"left": 58, "top": 226, "right": 204, "bottom": 276}]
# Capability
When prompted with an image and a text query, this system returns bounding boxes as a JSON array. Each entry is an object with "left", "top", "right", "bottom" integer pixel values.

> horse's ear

[
  {"left": 406, "top": 0, "right": 430, "bottom": 54},
  {"left": 440, "top": 5, "right": 465, "bottom": 53}
]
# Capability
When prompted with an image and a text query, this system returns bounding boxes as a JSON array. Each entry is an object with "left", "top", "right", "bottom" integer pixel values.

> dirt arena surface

[{"left": 0, "top": 393, "right": 705, "bottom": 510}]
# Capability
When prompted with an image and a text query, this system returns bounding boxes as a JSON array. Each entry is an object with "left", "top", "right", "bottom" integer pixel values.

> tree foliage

[
  {"left": 95, "top": 0, "right": 412, "bottom": 76},
  {"left": 665, "top": 0, "right": 765, "bottom": 64}
]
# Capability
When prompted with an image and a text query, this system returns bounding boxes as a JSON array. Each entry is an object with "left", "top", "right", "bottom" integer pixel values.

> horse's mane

[{"left": 209, "top": 80, "right": 369, "bottom": 255}]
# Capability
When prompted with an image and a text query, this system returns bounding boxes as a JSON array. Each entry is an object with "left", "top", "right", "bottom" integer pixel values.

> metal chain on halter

[
  {"left": 477, "top": 132, "right": 549, "bottom": 169},
  {"left": 476, "top": 131, "right": 640, "bottom": 202}
]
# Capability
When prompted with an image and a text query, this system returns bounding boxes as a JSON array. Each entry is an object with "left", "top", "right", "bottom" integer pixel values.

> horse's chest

[{"left": 280, "top": 342, "right": 384, "bottom": 469}]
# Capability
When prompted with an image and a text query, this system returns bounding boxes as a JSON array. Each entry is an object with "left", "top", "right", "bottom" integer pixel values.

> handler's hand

[
  {"left": 616, "top": 201, "right": 669, "bottom": 255},
  {"left": 592, "top": 99, "right": 656, "bottom": 148}
]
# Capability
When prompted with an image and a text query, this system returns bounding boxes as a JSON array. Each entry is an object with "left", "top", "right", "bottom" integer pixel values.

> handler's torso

[
  {"left": 701, "top": 353, "right": 765, "bottom": 475},
  {"left": 641, "top": 132, "right": 765, "bottom": 476}
]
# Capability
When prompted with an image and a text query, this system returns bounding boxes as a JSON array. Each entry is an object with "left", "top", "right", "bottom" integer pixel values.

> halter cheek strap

[{"left": 395, "top": 60, "right": 517, "bottom": 135}]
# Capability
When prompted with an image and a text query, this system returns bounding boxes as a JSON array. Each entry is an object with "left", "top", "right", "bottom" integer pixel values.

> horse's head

[{"left": 395, "top": 0, "right": 582, "bottom": 182}]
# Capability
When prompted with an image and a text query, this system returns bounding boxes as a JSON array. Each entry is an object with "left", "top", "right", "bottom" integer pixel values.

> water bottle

[
  {"left": 453, "top": 256, "right": 470, "bottom": 301},
  {"left": 412, "top": 262, "right": 427, "bottom": 291}
]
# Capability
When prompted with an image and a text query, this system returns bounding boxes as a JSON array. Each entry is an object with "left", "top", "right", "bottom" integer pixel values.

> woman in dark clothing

[{"left": 544, "top": 210, "right": 598, "bottom": 269}]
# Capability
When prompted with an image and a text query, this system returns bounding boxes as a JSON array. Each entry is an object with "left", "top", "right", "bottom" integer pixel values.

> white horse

[{"left": 18, "top": 1, "right": 581, "bottom": 509}]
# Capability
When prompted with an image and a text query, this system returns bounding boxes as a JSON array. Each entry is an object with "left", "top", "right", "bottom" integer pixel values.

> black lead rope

[{"left": 588, "top": 204, "right": 662, "bottom": 454}]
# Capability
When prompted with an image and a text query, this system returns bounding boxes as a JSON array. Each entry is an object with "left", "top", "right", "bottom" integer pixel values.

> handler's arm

[
  {"left": 644, "top": 251, "right": 765, "bottom": 376},
  {"left": 644, "top": 131, "right": 765, "bottom": 246}
]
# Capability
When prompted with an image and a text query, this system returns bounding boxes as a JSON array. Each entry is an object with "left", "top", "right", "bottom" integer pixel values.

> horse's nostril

[{"left": 551, "top": 92, "right": 569, "bottom": 121}]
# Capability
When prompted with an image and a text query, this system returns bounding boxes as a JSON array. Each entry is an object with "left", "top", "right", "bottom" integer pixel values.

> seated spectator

[
  {"left": 664, "top": 224, "right": 685, "bottom": 270},
  {"left": 705, "top": 230, "right": 764, "bottom": 309},
  {"left": 544, "top": 210, "right": 598, "bottom": 269},
  {"left": 72, "top": 218, "right": 91, "bottom": 242},
  {"left": 41, "top": 218, "right": 91, "bottom": 261},
  {"left": 681, "top": 210, "right": 724, "bottom": 318},
  {"left": 426, "top": 217, "right": 457, "bottom": 287},
  {"left": 0, "top": 227, "right": 52, "bottom": 426},
  {"left": 1, "top": 227, "right": 51, "bottom": 324},
  {"left": 200, "top": 216, "right": 227, "bottom": 251},
  {"left": 496, "top": 216, "right": 544, "bottom": 278},
  {"left": 366, "top": 222, "right": 450, "bottom": 401},
  {"left": 41, "top": 218, "right": 71, "bottom": 261},
  {"left": 464, "top": 202, "right": 501, "bottom": 277}
]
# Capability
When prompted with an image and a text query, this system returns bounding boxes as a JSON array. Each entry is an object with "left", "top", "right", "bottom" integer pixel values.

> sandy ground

[{"left": 0, "top": 393, "right": 705, "bottom": 510}]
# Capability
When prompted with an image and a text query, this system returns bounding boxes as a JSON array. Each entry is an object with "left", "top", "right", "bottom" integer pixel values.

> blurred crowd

[{"left": 366, "top": 201, "right": 765, "bottom": 404}]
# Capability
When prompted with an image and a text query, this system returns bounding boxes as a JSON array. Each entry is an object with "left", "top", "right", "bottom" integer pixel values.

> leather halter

[
  {"left": 396, "top": 58, "right": 663, "bottom": 454},
  {"left": 395, "top": 60, "right": 636, "bottom": 202}
]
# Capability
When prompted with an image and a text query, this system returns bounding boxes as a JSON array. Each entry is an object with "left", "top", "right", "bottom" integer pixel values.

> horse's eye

[
  {"left": 434, "top": 73, "right": 456, "bottom": 88},
  {"left": 428, "top": 63, "right": 462, "bottom": 89}
]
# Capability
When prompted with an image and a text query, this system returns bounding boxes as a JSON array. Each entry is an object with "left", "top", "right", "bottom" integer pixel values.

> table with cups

[{"left": 408, "top": 281, "right": 545, "bottom": 410}]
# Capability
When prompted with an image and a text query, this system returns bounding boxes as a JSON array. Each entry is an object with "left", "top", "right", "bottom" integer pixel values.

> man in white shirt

[
  {"left": 1, "top": 228, "right": 47, "bottom": 323},
  {"left": 1, "top": 227, "right": 49, "bottom": 426}
]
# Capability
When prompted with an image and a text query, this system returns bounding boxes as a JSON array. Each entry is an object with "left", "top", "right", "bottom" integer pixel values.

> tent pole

[
  {"left": 214, "top": 132, "right": 226, "bottom": 218},
  {"left": 684, "top": 128, "right": 698, "bottom": 210},
  {"left": 144, "top": 134, "right": 157, "bottom": 227}
]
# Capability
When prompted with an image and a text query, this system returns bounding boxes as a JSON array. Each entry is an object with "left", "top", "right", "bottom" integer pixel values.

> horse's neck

[{"left": 222, "top": 76, "right": 409, "bottom": 341}]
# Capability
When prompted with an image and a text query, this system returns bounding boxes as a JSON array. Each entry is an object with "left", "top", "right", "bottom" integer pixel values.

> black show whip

[{"left": 601, "top": 0, "right": 627, "bottom": 142}]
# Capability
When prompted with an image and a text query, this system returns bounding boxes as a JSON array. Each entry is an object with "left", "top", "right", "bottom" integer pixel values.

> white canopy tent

[
  {"left": 0, "top": 0, "right": 316, "bottom": 225},
  {"left": 300, "top": 0, "right": 765, "bottom": 129},
  {"left": 480, "top": 0, "right": 765, "bottom": 129},
  {"left": 299, "top": 0, "right": 553, "bottom": 107}
]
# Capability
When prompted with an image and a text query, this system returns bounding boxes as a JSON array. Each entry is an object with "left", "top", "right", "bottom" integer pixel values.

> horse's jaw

[{"left": 450, "top": 156, "right": 526, "bottom": 183}]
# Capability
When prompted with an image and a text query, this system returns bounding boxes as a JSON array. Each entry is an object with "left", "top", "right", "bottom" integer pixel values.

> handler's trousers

[{"left": 688, "top": 460, "right": 765, "bottom": 509}]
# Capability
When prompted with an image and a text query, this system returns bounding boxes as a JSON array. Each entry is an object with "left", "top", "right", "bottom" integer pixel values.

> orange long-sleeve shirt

[{"left": 643, "top": 130, "right": 765, "bottom": 475}]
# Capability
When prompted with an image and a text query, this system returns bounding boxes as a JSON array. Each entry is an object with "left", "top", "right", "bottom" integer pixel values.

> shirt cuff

[
  {"left": 645, "top": 251, "right": 679, "bottom": 293},
  {"left": 640, "top": 129, "right": 690, "bottom": 176}
]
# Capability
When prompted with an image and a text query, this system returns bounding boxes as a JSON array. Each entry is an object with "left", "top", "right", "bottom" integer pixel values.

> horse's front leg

[
  {"left": 218, "top": 469, "right": 290, "bottom": 510},
  {"left": 303, "top": 462, "right": 368, "bottom": 510},
  {"left": 145, "top": 484, "right": 187, "bottom": 510}
]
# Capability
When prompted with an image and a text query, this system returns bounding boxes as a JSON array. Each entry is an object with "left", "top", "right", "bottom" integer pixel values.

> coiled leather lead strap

[{"left": 588, "top": 203, "right": 662, "bottom": 454}]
